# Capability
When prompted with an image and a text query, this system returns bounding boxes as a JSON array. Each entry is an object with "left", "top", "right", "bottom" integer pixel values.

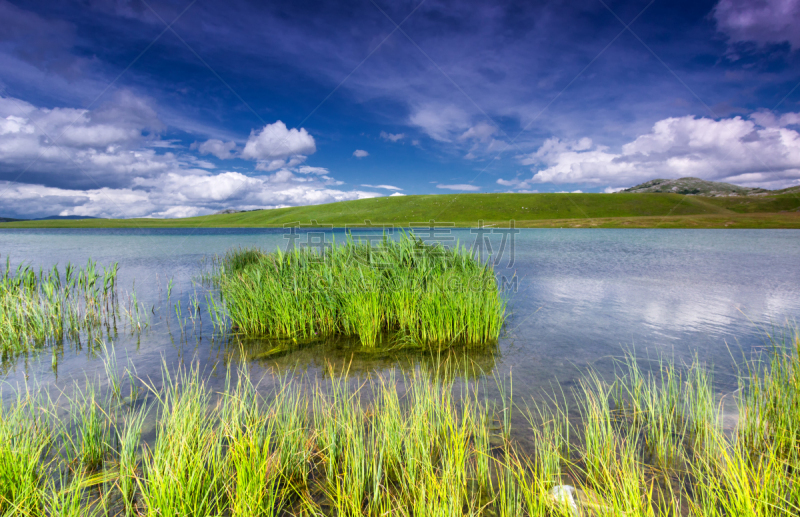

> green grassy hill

[{"left": 2, "top": 192, "right": 800, "bottom": 229}]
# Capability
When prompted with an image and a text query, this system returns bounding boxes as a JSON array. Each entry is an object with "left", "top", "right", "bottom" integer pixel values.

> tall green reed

[
  {"left": 0, "top": 257, "right": 122, "bottom": 359},
  {"left": 211, "top": 233, "right": 508, "bottom": 349},
  {"left": 0, "top": 389, "right": 52, "bottom": 516},
  {"left": 222, "top": 373, "right": 287, "bottom": 517},
  {"left": 138, "top": 367, "right": 227, "bottom": 516},
  {"left": 1, "top": 329, "right": 798, "bottom": 516},
  {"left": 117, "top": 404, "right": 148, "bottom": 515},
  {"left": 72, "top": 385, "right": 111, "bottom": 471}
]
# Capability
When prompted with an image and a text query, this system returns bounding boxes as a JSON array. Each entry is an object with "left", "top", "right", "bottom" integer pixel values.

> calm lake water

[{"left": 2, "top": 228, "right": 799, "bottom": 420}]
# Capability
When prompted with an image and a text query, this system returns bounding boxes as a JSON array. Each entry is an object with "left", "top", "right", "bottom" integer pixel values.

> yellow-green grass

[
  {"left": 2, "top": 329, "right": 798, "bottom": 516},
  {"left": 3, "top": 192, "right": 799, "bottom": 229},
  {"left": 210, "top": 234, "right": 507, "bottom": 348}
]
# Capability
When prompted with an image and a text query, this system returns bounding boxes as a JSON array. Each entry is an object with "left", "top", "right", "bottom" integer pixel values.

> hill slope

[
  {"left": 2, "top": 191, "right": 799, "bottom": 229},
  {"left": 622, "top": 177, "right": 770, "bottom": 196}
]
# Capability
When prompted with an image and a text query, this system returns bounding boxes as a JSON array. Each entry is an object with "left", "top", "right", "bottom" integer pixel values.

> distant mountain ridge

[{"left": 620, "top": 177, "right": 798, "bottom": 196}]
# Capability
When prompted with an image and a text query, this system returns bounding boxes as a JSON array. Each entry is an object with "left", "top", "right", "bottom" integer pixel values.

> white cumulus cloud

[
  {"left": 0, "top": 96, "right": 387, "bottom": 219},
  {"left": 193, "top": 139, "right": 237, "bottom": 159},
  {"left": 0, "top": 171, "right": 382, "bottom": 219},
  {"left": 241, "top": 120, "right": 316, "bottom": 170},
  {"left": 353, "top": 149, "right": 369, "bottom": 158},
  {"left": 500, "top": 113, "right": 800, "bottom": 190},
  {"left": 0, "top": 92, "right": 172, "bottom": 187}
]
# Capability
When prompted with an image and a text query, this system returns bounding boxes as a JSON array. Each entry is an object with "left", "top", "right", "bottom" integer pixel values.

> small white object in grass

[{"left": 550, "top": 485, "right": 579, "bottom": 516}]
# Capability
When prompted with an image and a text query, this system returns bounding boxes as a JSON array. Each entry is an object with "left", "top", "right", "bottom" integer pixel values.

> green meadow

[{"left": 2, "top": 192, "right": 800, "bottom": 229}]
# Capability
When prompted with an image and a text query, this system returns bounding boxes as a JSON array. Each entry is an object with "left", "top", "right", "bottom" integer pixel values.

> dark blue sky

[{"left": 1, "top": 0, "right": 799, "bottom": 217}]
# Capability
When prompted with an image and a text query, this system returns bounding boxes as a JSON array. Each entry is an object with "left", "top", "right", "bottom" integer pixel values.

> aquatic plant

[
  {"left": 0, "top": 257, "right": 122, "bottom": 359},
  {"left": 138, "top": 367, "right": 227, "bottom": 516},
  {"left": 1, "top": 329, "right": 799, "bottom": 515},
  {"left": 211, "top": 233, "right": 508, "bottom": 349},
  {"left": 118, "top": 405, "right": 147, "bottom": 516},
  {"left": 73, "top": 386, "right": 111, "bottom": 471},
  {"left": 0, "top": 389, "right": 52, "bottom": 516}
]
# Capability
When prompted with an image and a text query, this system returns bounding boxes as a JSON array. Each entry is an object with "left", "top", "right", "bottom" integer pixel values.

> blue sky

[{"left": 0, "top": 0, "right": 799, "bottom": 218}]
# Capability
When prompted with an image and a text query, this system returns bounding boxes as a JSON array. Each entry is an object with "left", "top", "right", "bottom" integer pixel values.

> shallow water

[{"left": 1, "top": 228, "right": 799, "bottom": 413}]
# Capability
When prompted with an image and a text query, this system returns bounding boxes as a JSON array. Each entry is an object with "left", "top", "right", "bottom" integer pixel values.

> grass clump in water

[
  {"left": 0, "top": 257, "right": 121, "bottom": 360},
  {"left": 211, "top": 234, "right": 508, "bottom": 348}
]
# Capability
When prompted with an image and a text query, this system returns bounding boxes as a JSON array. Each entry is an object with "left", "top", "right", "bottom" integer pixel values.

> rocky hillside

[{"left": 621, "top": 177, "right": 771, "bottom": 196}]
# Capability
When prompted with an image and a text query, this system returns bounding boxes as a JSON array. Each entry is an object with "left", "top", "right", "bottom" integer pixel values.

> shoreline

[{"left": 1, "top": 212, "right": 800, "bottom": 229}]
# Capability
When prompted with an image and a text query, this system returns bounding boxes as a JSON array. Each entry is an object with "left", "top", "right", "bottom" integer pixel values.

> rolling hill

[
  {"left": 622, "top": 177, "right": 767, "bottom": 196},
  {"left": 2, "top": 190, "right": 799, "bottom": 229}
]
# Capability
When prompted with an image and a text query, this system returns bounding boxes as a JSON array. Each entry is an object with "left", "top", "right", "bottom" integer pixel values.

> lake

[{"left": 2, "top": 228, "right": 799, "bottom": 418}]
